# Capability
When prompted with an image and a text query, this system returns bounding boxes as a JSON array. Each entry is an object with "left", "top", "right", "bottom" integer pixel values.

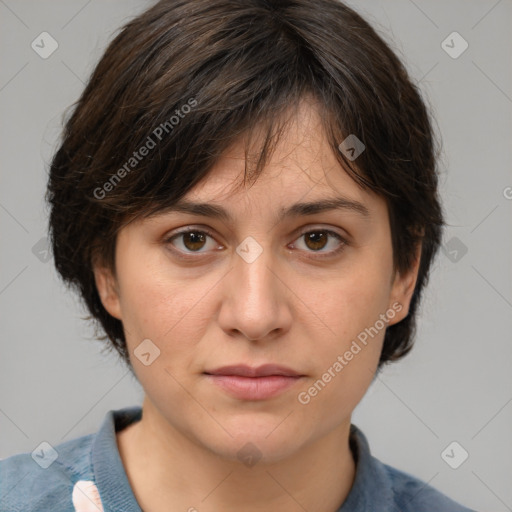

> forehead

[{"left": 181, "top": 100, "right": 382, "bottom": 216}]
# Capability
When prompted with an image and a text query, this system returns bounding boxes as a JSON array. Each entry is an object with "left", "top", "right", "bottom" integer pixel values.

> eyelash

[{"left": 164, "top": 226, "right": 348, "bottom": 261}]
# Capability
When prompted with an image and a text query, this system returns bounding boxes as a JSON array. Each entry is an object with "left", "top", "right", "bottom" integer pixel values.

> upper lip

[{"left": 204, "top": 364, "right": 303, "bottom": 377}]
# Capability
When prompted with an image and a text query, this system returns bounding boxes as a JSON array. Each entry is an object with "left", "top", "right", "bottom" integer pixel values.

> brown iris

[
  {"left": 182, "top": 232, "right": 207, "bottom": 251},
  {"left": 303, "top": 231, "right": 328, "bottom": 251}
]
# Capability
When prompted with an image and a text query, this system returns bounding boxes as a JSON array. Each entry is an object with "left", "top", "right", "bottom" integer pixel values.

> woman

[{"left": 0, "top": 0, "right": 476, "bottom": 510}]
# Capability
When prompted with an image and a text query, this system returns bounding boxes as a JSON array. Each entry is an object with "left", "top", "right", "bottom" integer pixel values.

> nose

[{"left": 217, "top": 240, "right": 292, "bottom": 342}]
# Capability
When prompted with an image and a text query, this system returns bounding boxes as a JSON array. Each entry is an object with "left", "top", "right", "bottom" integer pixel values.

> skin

[{"left": 94, "top": 98, "right": 421, "bottom": 512}]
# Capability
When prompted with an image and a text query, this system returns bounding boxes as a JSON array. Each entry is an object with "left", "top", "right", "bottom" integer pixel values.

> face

[{"left": 94, "top": 99, "right": 420, "bottom": 464}]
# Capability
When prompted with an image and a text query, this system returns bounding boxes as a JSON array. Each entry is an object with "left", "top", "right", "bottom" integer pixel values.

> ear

[
  {"left": 387, "top": 241, "right": 422, "bottom": 326},
  {"left": 93, "top": 264, "right": 122, "bottom": 320}
]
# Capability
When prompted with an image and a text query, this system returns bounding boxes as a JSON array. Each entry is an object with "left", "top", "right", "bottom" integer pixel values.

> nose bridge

[
  {"left": 218, "top": 235, "right": 291, "bottom": 341},
  {"left": 234, "top": 236, "right": 280, "bottom": 308}
]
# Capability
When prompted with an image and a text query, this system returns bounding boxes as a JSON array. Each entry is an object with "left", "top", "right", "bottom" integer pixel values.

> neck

[{"left": 117, "top": 397, "right": 356, "bottom": 512}]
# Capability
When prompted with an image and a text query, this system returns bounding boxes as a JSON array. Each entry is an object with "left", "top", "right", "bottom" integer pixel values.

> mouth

[{"left": 203, "top": 364, "right": 305, "bottom": 400}]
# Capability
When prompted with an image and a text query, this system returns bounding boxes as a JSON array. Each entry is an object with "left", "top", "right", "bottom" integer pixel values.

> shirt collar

[
  {"left": 92, "top": 406, "right": 143, "bottom": 511},
  {"left": 338, "top": 424, "right": 395, "bottom": 510}
]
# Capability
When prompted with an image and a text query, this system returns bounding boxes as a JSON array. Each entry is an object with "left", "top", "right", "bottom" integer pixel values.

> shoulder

[
  {"left": 381, "top": 461, "right": 477, "bottom": 512},
  {"left": 0, "top": 432, "right": 95, "bottom": 512},
  {"left": 347, "top": 425, "right": 477, "bottom": 512}
]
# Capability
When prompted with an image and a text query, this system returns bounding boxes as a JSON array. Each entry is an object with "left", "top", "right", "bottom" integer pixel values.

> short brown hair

[{"left": 46, "top": 0, "right": 444, "bottom": 371}]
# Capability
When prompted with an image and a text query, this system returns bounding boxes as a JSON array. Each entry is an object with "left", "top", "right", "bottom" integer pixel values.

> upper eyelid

[{"left": 166, "top": 224, "right": 347, "bottom": 240}]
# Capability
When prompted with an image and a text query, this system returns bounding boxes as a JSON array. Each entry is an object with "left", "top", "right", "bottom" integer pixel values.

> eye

[
  {"left": 290, "top": 228, "right": 347, "bottom": 258},
  {"left": 164, "top": 226, "right": 348, "bottom": 260},
  {"left": 165, "top": 227, "right": 221, "bottom": 256}
]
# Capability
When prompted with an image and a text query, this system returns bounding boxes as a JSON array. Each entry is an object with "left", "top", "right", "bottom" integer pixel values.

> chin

[{"left": 200, "top": 418, "right": 308, "bottom": 466}]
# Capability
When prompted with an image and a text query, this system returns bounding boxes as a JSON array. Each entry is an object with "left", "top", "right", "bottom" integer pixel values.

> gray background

[{"left": 1, "top": 1, "right": 511, "bottom": 510}]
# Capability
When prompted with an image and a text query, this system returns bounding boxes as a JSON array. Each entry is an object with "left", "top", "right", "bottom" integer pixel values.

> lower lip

[{"left": 204, "top": 374, "right": 303, "bottom": 400}]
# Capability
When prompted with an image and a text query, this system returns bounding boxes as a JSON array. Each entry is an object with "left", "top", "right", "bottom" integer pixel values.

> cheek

[
  {"left": 117, "top": 267, "right": 214, "bottom": 402},
  {"left": 296, "top": 317, "right": 385, "bottom": 428},
  {"left": 306, "top": 348, "right": 381, "bottom": 430},
  {"left": 299, "top": 249, "right": 392, "bottom": 404},
  {"left": 115, "top": 251, "right": 216, "bottom": 349},
  {"left": 315, "top": 255, "right": 393, "bottom": 344}
]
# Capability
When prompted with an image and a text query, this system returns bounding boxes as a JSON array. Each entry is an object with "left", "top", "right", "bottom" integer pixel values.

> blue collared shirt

[{"left": 0, "top": 406, "right": 477, "bottom": 511}]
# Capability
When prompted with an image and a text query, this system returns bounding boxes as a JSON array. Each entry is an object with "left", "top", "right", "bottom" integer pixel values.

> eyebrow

[{"left": 160, "top": 196, "right": 371, "bottom": 222}]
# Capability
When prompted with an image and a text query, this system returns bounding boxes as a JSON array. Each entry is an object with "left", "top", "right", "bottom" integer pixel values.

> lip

[
  {"left": 204, "top": 364, "right": 302, "bottom": 377},
  {"left": 204, "top": 364, "right": 304, "bottom": 400}
]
